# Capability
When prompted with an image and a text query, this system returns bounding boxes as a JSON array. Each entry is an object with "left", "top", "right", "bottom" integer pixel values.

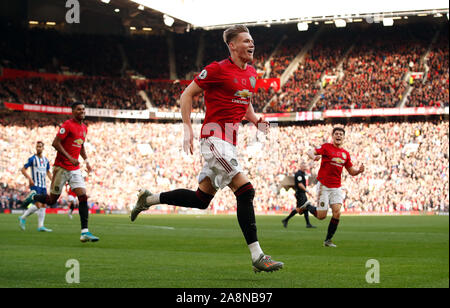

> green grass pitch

[{"left": 0, "top": 214, "right": 448, "bottom": 288}]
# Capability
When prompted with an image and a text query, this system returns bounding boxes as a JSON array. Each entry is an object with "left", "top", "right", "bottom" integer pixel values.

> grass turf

[{"left": 0, "top": 214, "right": 448, "bottom": 288}]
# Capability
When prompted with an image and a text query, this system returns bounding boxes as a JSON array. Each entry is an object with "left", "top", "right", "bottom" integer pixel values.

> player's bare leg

[
  {"left": 131, "top": 177, "right": 217, "bottom": 221},
  {"left": 229, "top": 173, "right": 283, "bottom": 273},
  {"left": 324, "top": 203, "right": 341, "bottom": 247}
]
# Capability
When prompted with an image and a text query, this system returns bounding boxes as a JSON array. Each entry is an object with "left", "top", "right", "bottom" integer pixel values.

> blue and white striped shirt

[{"left": 24, "top": 155, "right": 50, "bottom": 189}]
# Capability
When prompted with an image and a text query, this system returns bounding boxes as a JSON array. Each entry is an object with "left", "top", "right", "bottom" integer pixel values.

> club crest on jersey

[
  {"left": 198, "top": 69, "right": 207, "bottom": 80},
  {"left": 60, "top": 128, "right": 66, "bottom": 134},
  {"left": 249, "top": 76, "right": 256, "bottom": 89},
  {"left": 342, "top": 152, "right": 347, "bottom": 160}
]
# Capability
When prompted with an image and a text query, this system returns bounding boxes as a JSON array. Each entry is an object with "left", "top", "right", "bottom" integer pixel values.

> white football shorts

[
  {"left": 51, "top": 166, "right": 86, "bottom": 195},
  {"left": 198, "top": 137, "right": 243, "bottom": 190},
  {"left": 316, "top": 181, "right": 344, "bottom": 211}
]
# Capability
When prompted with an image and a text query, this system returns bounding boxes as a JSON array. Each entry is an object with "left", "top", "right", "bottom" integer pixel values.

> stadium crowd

[
  {"left": 1, "top": 115, "right": 448, "bottom": 214},
  {"left": 1, "top": 22, "right": 448, "bottom": 112}
]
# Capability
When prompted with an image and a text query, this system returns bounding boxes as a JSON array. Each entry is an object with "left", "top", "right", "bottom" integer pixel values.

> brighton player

[
  {"left": 18, "top": 141, "right": 53, "bottom": 232},
  {"left": 300, "top": 127, "right": 364, "bottom": 247},
  {"left": 22, "top": 102, "right": 99, "bottom": 242},
  {"left": 131, "top": 25, "right": 283, "bottom": 273}
]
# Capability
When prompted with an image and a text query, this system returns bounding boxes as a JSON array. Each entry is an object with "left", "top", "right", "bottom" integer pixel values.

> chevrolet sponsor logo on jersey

[
  {"left": 73, "top": 138, "right": 84, "bottom": 147},
  {"left": 234, "top": 89, "right": 252, "bottom": 99},
  {"left": 331, "top": 157, "right": 346, "bottom": 164}
]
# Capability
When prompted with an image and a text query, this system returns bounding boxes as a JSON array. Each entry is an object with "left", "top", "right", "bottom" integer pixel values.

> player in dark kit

[
  {"left": 131, "top": 25, "right": 283, "bottom": 273},
  {"left": 282, "top": 162, "right": 316, "bottom": 228},
  {"left": 22, "top": 102, "right": 99, "bottom": 242}
]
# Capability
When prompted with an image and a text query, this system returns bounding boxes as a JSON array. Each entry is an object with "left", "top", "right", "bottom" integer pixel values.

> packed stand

[
  {"left": 315, "top": 24, "right": 436, "bottom": 110},
  {"left": 0, "top": 77, "right": 147, "bottom": 110},
  {"left": 1, "top": 114, "right": 448, "bottom": 214},
  {"left": 405, "top": 27, "right": 449, "bottom": 108}
]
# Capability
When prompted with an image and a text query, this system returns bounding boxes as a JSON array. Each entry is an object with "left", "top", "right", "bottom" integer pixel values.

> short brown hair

[
  {"left": 223, "top": 25, "right": 250, "bottom": 45},
  {"left": 36, "top": 141, "right": 44, "bottom": 146},
  {"left": 332, "top": 127, "right": 345, "bottom": 135}
]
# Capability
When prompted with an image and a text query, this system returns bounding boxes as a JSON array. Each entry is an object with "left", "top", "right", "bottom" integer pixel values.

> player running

[
  {"left": 300, "top": 127, "right": 364, "bottom": 247},
  {"left": 282, "top": 162, "right": 316, "bottom": 229},
  {"left": 22, "top": 102, "right": 99, "bottom": 242},
  {"left": 19, "top": 141, "right": 53, "bottom": 232},
  {"left": 131, "top": 25, "right": 283, "bottom": 273}
]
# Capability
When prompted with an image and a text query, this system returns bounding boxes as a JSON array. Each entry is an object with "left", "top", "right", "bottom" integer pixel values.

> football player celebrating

[
  {"left": 131, "top": 25, "right": 283, "bottom": 273},
  {"left": 301, "top": 127, "right": 364, "bottom": 247},
  {"left": 22, "top": 102, "right": 99, "bottom": 243}
]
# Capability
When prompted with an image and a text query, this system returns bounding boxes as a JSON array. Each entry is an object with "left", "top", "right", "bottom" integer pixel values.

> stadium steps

[
  {"left": 398, "top": 27, "right": 442, "bottom": 108},
  {"left": 307, "top": 42, "right": 357, "bottom": 111},
  {"left": 263, "top": 34, "right": 288, "bottom": 78},
  {"left": 139, "top": 90, "right": 154, "bottom": 109},
  {"left": 279, "top": 27, "right": 324, "bottom": 88}
]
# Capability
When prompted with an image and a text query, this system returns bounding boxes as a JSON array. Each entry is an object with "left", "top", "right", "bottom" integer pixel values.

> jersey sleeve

[
  {"left": 315, "top": 144, "right": 326, "bottom": 156},
  {"left": 56, "top": 121, "right": 70, "bottom": 141},
  {"left": 194, "top": 62, "right": 222, "bottom": 91},
  {"left": 24, "top": 156, "right": 33, "bottom": 169}
]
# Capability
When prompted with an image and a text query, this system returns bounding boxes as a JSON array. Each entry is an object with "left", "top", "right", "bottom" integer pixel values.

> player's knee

[
  {"left": 332, "top": 211, "right": 341, "bottom": 219},
  {"left": 195, "top": 188, "right": 213, "bottom": 209},
  {"left": 316, "top": 212, "right": 327, "bottom": 220},
  {"left": 234, "top": 182, "right": 255, "bottom": 205}
]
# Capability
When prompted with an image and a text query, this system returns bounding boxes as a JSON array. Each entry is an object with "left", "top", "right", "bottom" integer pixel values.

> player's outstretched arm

[
  {"left": 180, "top": 81, "right": 203, "bottom": 155},
  {"left": 346, "top": 164, "right": 365, "bottom": 176},
  {"left": 80, "top": 145, "right": 92, "bottom": 174},
  {"left": 307, "top": 149, "right": 321, "bottom": 161}
]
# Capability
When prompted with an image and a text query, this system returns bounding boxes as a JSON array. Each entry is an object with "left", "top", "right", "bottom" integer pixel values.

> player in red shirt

[
  {"left": 22, "top": 102, "right": 99, "bottom": 242},
  {"left": 131, "top": 25, "right": 283, "bottom": 273},
  {"left": 301, "top": 127, "right": 365, "bottom": 247}
]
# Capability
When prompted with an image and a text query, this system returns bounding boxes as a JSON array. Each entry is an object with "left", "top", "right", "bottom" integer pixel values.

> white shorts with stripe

[
  {"left": 315, "top": 181, "right": 344, "bottom": 211},
  {"left": 198, "top": 137, "right": 243, "bottom": 190},
  {"left": 50, "top": 166, "right": 86, "bottom": 195}
]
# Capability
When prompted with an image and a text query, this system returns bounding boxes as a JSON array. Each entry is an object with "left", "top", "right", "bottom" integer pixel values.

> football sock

[
  {"left": 248, "top": 241, "right": 264, "bottom": 262},
  {"left": 306, "top": 204, "right": 317, "bottom": 217},
  {"left": 326, "top": 218, "right": 340, "bottom": 241},
  {"left": 285, "top": 209, "right": 297, "bottom": 221},
  {"left": 37, "top": 208, "right": 46, "bottom": 228},
  {"left": 235, "top": 182, "right": 258, "bottom": 246},
  {"left": 21, "top": 204, "right": 38, "bottom": 219},
  {"left": 78, "top": 195, "right": 89, "bottom": 230},
  {"left": 160, "top": 189, "right": 213, "bottom": 209},
  {"left": 304, "top": 210, "right": 311, "bottom": 225},
  {"left": 146, "top": 193, "right": 161, "bottom": 206}
]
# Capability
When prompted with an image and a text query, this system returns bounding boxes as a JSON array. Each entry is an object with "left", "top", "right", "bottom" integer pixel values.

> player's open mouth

[{"left": 247, "top": 49, "right": 254, "bottom": 55}]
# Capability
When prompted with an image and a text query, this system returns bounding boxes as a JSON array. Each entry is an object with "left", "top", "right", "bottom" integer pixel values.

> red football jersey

[
  {"left": 194, "top": 57, "right": 258, "bottom": 145},
  {"left": 315, "top": 143, "right": 353, "bottom": 188},
  {"left": 54, "top": 119, "right": 87, "bottom": 171}
]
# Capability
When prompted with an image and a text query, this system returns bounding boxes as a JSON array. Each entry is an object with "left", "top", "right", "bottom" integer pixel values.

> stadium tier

[{"left": 1, "top": 20, "right": 448, "bottom": 112}]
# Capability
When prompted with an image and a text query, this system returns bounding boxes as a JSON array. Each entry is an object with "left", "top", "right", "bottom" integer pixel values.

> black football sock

[
  {"left": 325, "top": 218, "right": 340, "bottom": 241},
  {"left": 306, "top": 204, "right": 317, "bottom": 217},
  {"left": 235, "top": 182, "right": 258, "bottom": 245},
  {"left": 285, "top": 209, "right": 297, "bottom": 221},
  {"left": 304, "top": 210, "right": 312, "bottom": 225},
  {"left": 78, "top": 195, "right": 89, "bottom": 230},
  {"left": 160, "top": 189, "right": 213, "bottom": 209}
]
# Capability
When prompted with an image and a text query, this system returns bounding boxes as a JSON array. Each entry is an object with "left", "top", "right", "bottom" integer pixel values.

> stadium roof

[{"left": 131, "top": 0, "right": 449, "bottom": 29}]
